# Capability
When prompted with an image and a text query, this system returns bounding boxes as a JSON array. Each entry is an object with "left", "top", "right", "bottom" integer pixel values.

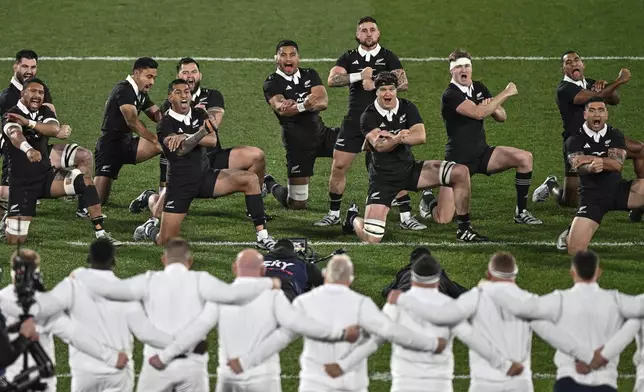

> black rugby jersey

[
  {"left": 564, "top": 124, "right": 626, "bottom": 197},
  {"left": 335, "top": 45, "right": 403, "bottom": 114},
  {"left": 100, "top": 76, "right": 154, "bottom": 141},
  {"left": 263, "top": 67, "right": 326, "bottom": 148},
  {"left": 556, "top": 77, "right": 597, "bottom": 139},
  {"left": 0, "top": 77, "right": 52, "bottom": 116},
  {"left": 441, "top": 81, "right": 492, "bottom": 162},
  {"left": 1, "top": 101, "right": 57, "bottom": 186},
  {"left": 361, "top": 98, "right": 423, "bottom": 182},
  {"left": 157, "top": 108, "right": 210, "bottom": 186}
]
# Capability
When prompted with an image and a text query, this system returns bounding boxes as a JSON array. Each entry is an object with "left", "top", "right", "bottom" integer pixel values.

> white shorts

[
  {"left": 298, "top": 381, "right": 367, "bottom": 392},
  {"left": 392, "top": 377, "right": 452, "bottom": 392},
  {"left": 137, "top": 357, "right": 209, "bottom": 392},
  {"left": 215, "top": 375, "right": 281, "bottom": 392},
  {"left": 469, "top": 378, "right": 534, "bottom": 392},
  {"left": 71, "top": 369, "right": 134, "bottom": 392}
]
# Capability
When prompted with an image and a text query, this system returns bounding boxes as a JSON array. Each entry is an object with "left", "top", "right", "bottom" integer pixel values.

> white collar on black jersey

[
  {"left": 168, "top": 108, "right": 192, "bottom": 125},
  {"left": 126, "top": 74, "right": 140, "bottom": 96},
  {"left": 16, "top": 100, "right": 33, "bottom": 116},
  {"left": 276, "top": 68, "right": 301, "bottom": 85},
  {"left": 10, "top": 76, "right": 23, "bottom": 91},
  {"left": 583, "top": 123, "right": 607, "bottom": 142},
  {"left": 192, "top": 87, "right": 201, "bottom": 102},
  {"left": 563, "top": 75, "right": 587, "bottom": 89},
  {"left": 358, "top": 44, "right": 381, "bottom": 62},
  {"left": 450, "top": 78, "right": 474, "bottom": 97},
  {"left": 374, "top": 97, "right": 399, "bottom": 121}
]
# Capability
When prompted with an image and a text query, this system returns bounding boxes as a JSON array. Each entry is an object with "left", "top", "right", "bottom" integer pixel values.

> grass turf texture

[{"left": 1, "top": 0, "right": 644, "bottom": 390}]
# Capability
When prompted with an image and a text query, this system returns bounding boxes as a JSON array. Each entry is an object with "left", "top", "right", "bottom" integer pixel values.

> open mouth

[
  {"left": 460, "top": 74, "right": 467, "bottom": 81},
  {"left": 284, "top": 63, "right": 294, "bottom": 73},
  {"left": 180, "top": 99, "right": 188, "bottom": 104},
  {"left": 383, "top": 97, "right": 393, "bottom": 104},
  {"left": 573, "top": 69, "right": 581, "bottom": 77},
  {"left": 593, "top": 119, "right": 601, "bottom": 126},
  {"left": 30, "top": 98, "right": 41, "bottom": 104}
]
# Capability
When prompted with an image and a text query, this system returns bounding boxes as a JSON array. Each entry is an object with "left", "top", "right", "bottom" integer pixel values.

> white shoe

[
  {"left": 132, "top": 224, "right": 147, "bottom": 241},
  {"left": 514, "top": 209, "right": 543, "bottom": 225},
  {"left": 419, "top": 190, "right": 436, "bottom": 219},
  {"left": 256, "top": 235, "right": 276, "bottom": 250},
  {"left": 556, "top": 228, "right": 569, "bottom": 250},
  {"left": 400, "top": 216, "right": 427, "bottom": 230},
  {"left": 96, "top": 231, "right": 122, "bottom": 246},
  {"left": 532, "top": 175, "right": 557, "bottom": 203},
  {"left": 314, "top": 213, "right": 341, "bottom": 226}
]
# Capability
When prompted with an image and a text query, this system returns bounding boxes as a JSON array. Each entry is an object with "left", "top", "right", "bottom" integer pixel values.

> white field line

[
  {"left": 1, "top": 56, "right": 644, "bottom": 62},
  {"left": 68, "top": 240, "right": 644, "bottom": 247},
  {"left": 52, "top": 372, "right": 637, "bottom": 380}
]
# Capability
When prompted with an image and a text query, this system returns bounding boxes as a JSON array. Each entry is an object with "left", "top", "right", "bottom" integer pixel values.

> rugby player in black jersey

[
  {"left": 129, "top": 57, "right": 271, "bottom": 230},
  {"left": 139, "top": 79, "right": 276, "bottom": 249},
  {"left": 1, "top": 78, "right": 116, "bottom": 244},
  {"left": 93, "top": 57, "right": 162, "bottom": 205},
  {"left": 342, "top": 72, "right": 488, "bottom": 243},
  {"left": 262, "top": 40, "right": 338, "bottom": 210},
  {"left": 419, "top": 49, "right": 542, "bottom": 226},
  {"left": 0, "top": 50, "right": 94, "bottom": 220},
  {"left": 319, "top": 16, "right": 426, "bottom": 231},
  {"left": 532, "top": 52, "right": 640, "bottom": 218},
  {"left": 562, "top": 99, "right": 644, "bottom": 254}
]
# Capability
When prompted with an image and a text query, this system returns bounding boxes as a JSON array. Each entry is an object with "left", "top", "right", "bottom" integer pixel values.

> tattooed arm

[
  {"left": 328, "top": 66, "right": 351, "bottom": 87},
  {"left": 602, "top": 148, "right": 626, "bottom": 172},
  {"left": 206, "top": 107, "right": 225, "bottom": 129},
  {"left": 391, "top": 69, "right": 408, "bottom": 91},
  {"left": 166, "top": 122, "right": 216, "bottom": 156},
  {"left": 568, "top": 152, "right": 602, "bottom": 174}
]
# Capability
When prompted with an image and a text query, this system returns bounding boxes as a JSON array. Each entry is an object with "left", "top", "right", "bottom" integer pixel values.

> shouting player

[
  {"left": 343, "top": 72, "right": 488, "bottom": 243},
  {"left": 1, "top": 78, "right": 115, "bottom": 244},
  {"left": 320, "top": 16, "right": 426, "bottom": 231}
]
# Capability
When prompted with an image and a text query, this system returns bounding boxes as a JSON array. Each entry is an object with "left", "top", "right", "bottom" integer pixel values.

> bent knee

[
  {"left": 332, "top": 160, "right": 351, "bottom": 173},
  {"left": 250, "top": 147, "right": 265, "bottom": 163},
  {"left": 433, "top": 213, "right": 453, "bottom": 225},
  {"left": 363, "top": 235, "right": 382, "bottom": 244},
  {"left": 519, "top": 151, "right": 533, "bottom": 168},
  {"left": 451, "top": 164, "right": 469, "bottom": 182}
]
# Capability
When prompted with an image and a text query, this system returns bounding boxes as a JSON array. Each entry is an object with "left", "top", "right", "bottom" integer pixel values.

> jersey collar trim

[
  {"left": 582, "top": 123, "right": 607, "bottom": 142},
  {"left": 192, "top": 87, "right": 202, "bottom": 102},
  {"left": 168, "top": 108, "right": 192, "bottom": 125},
  {"left": 126, "top": 75, "right": 140, "bottom": 96},
  {"left": 374, "top": 97, "right": 399, "bottom": 121},
  {"left": 450, "top": 78, "right": 474, "bottom": 97},
  {"left": 563, "top": 75, "right": 587, "bottom": 89},
  {"left": 16, "top": 100, "right": 31, "bottom": 116},
  {"left": 358, "top": 44, "right": 381, "bottom": 61},
  {"left": 275, "top": 68, "right": 301, "bottom": 85},
  {"left": 10, "top": 76, "right": 23, "bottom": 91}
]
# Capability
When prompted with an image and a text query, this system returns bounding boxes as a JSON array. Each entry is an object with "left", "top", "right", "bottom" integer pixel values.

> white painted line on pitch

[
  {"left": 67, "top": 240, "right": 644, "bottom": 247},
  {"left": 52, "top": 372, "right": 637, "bottom": 380},
  {"left": 1, "top": 56, "right": 644, "bottom": 62}
]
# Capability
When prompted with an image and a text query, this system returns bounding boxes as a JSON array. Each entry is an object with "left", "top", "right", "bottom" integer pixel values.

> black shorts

[
  {"left": 94, "top": 136, "right": 140, "bottom": 179},
  {"left": 334, "top": 112, "right": 364, "bottom": 154},
  {"left": 576, "top": 180, "right": 632, "bottom": 224},
  {"left": 449, "top": 145, "right": 496, "bottom": 176},
  {"left": 286, "top": 127, "right": 338, "bottom": 178},
  {"left": 163, "top": 170, "right": 220, "bottom": 214},
  {"left": 553, "top": 377, "right": 616, "bottom": 392},
  {"left": 366, "top": 161, "right": 424, "bottom": 207},
  {"left": 7, "top": 171, "right": 56, "bottom": 217},
  {"left": 209, "top": 147, "right": 233, "bottom": 170}
]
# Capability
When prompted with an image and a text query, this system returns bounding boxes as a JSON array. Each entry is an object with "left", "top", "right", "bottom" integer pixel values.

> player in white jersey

[
  {"left": 0, "top": 248, "right": 128, "bottom": 392},
  {"left": 323, "top": 253, "right": 524, "bottom": 392},
  {"left": 391, "top": 252, "right": 595, "bottom": 392},
  {"left": 26, "top": 240, "right": 179, "bottom": 392},
  {"left": 72, "top": 239, "right": 281, "bottom": 392},
  {"left": 231, "top": 254, "right": 448, "bottom": 392},
  {"left": 146, "top": 249, "right": 361, "bottom": 392}
]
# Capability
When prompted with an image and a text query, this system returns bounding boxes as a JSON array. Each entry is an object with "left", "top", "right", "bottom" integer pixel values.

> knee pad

[
  {"left": 6, "top": 218, "right": 30, "bottom": 236},
  {"left": 363, "top": 219, "right": 386, "bottom": 239},
  {"left": 287, "top": 184, "right": 309, "bottom": 201},
  {"left": 60, "top": 143, "right": 79, "bottom": 169},
  {"left": 439, "top": 161, "right": 456, "bottom": 186},
  {"left": 64, "top": 169, "right": 84, "bottom": 196}
]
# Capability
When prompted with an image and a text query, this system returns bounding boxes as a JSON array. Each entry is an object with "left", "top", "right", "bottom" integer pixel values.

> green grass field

[{"left": 1, "top": 0, "right": 644, "bottom": 390}]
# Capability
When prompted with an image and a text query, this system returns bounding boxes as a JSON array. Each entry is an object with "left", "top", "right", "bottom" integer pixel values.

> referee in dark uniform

[
  {"left": 262, "top": 40, "right": 338, "bottom": 210},
  {"left": 342, "top": 72, "right": 488, "bottom": 243},
  {"left": 564, "top": 98, "right": 644, "bottom": 255},
  {"left": 320, "top": 16, "right": 426, "bottom": 231},
  {"left": 93, "top": 57, "right": 162, "bottom": 205}
]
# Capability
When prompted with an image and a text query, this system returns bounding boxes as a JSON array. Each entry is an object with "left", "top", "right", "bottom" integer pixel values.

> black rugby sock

[
  {"left": 456, "top": 213, "right": 471, "bottom": 231},
  {"left": 91, "top": 215, "right": 105, "bottom": 231},
  {"left": 329, "top": 192, "right": 342, "bottom": 212},
  {"left": 395, "top": 194, "right": 411, "bottom": 213},
  {"left": 77, "top": 193, "right": 86, "bottom": 211},
  {"left": 245, "top": 194, "right": 266, "bottom": 227},
  {"left": 159, "top": 155, "right": 168, "bottom": 188},
  {"left": 515, "top": 171, "right": 532, "bottom": 213}
]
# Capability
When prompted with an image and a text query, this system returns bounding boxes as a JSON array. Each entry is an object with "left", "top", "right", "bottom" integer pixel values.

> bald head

[
  {"left": 234, "top": 249, "right": 265, "bottom": 277},
  {"left": 325, "top": 255, "right": 354, "bottom": 285},
  {"left": 488, "top": 252, "right": 518, "bottom": 281},
  {"left": 163, "top": 237, "right": 192, "bottom": 266}
]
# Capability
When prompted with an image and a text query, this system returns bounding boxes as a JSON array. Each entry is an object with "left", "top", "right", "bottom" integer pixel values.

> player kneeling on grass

[
  {"left": 560, "top": 98, "right": 644, "bottom": 255},
  {"left": 139, "top": 79, "right": 276, "bottom": 249},
  {"left": 342, "top": 72, "right": 489, "bottom": 243},
  {"left": 1, "top": 78, "right": 116, "bottom": 245}
]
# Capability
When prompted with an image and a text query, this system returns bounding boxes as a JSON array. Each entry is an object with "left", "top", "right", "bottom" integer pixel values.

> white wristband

[
  {"left": 296, "top": 102, "right": 306, "bottom": 113},
  {"left": 349, "top": 73, "right": 362, "bottom": 84},
  {"left": 20, "top": 141, "right": 33, "bottom": 153},
  {"left": 27, "top": 120, "right": 36, "bottom": 129}
]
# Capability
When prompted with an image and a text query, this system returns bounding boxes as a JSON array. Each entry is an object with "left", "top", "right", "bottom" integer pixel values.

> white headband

[
  {"left": 488, "top": 262, "right": 518, "bottom": 279},
  {"left": 450, "top": 57, "right": 472, "bottom": 71},
  {"left": 411, "top": 271, "right": 441, "bottom": 284}
]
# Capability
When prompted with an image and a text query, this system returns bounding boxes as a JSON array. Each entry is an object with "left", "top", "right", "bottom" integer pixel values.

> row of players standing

[{"left": 2, "top": 16, "right": 642, "bottom": 250}]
